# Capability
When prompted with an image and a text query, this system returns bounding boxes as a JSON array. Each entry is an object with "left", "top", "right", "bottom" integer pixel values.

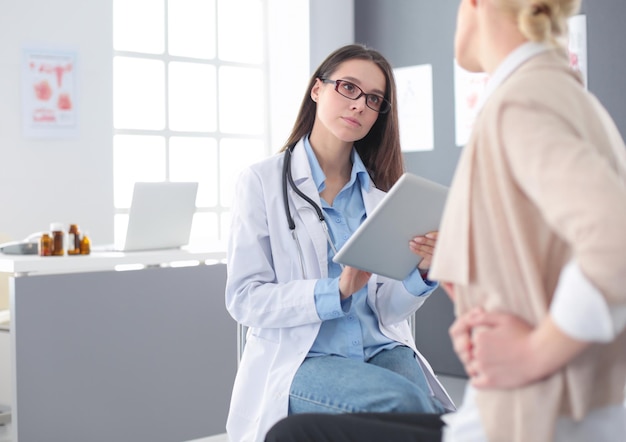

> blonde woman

[{"left": 265, "top": 1, "right": 626, "bottom": 441}]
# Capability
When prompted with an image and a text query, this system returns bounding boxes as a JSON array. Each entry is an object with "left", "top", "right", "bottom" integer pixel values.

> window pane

[
  {"left": 113, "top": 0, "right": 165, "bottom": 54},
  {"left": 217, "top": 0, "right": 263, "bottom": 63},
  {"left": 219, "top": 66, "right": 264, "bottom": 134},
  {"left": 169, "top": 62, "right": 217, "bottom": 132},
  {"left": 189, "top": 212, "right": 219, "bottom": 246},
  {"left": 114, "top": 214, "right": 129, "bottom": 248},
  {"left": 219, "top": 138, "right": 266, "bottom": 207},
  {"left": 169, "top": 136, "right": 218, "bottom": 207},
  {"left": 220, "top": 211, "right": 231, "bottom": 243},
  {"left": 168, "top": 0, "right": 216, "bottom": 59},
  {"left": 113, "top": 134, "right": 166, "bottom": 208},
  {"left": 114, "top": 57, "right": 165, "bottom": 130}
]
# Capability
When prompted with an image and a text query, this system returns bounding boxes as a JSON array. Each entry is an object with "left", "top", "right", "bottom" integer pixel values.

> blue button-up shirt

[{"left": 304, "top": 137, "right": 435, "bottom": 361}]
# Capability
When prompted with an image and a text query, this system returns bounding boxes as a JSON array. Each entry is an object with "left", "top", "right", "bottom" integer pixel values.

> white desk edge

[{"left": 0, "top": 245, "right": 227, "bottom": 275}]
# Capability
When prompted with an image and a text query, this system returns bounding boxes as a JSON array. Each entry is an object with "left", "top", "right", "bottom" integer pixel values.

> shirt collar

[
  {"left": 303, "top": 135, "right": 370, "bottom": 193},
  {"left": 475, "top": 42, "right": 551, "bottom": 113}
]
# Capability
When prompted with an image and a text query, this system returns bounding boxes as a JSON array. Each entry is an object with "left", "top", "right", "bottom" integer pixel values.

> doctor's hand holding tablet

[
  {"left": 332, "top": 172, "right": 449, "bottom": 281},
  {"left": 410, "top": 231, "right": 438, "bottom": 271},
  {"left": 338, "top": 229, "right": 438, "bottom": 300}
]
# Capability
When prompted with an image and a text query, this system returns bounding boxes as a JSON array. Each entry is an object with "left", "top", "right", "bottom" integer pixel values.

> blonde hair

[{"left": 499, "top": 0, "right": 581, "bottom": 46}]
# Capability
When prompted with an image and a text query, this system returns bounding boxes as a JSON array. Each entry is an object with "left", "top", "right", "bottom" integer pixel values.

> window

[{"left": 112, "top": 0, "right": 271, "bottom": 246}]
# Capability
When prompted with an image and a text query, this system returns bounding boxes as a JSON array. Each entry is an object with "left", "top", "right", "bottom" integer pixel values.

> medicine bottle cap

[{"left": 50, "top": 222, "right": 64, "bottom": 232}]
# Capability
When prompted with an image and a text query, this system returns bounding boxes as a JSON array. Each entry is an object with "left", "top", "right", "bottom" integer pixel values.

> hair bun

[{"left": 532, "top": 2, "right": 551, "bottom": 16}]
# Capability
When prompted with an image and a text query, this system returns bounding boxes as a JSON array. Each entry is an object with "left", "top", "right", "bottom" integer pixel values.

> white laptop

[
  {"left": 107, "top": 181, "right": 198, "bottom": 252},
  {"left": 332, "top": 173, "right": 448, "bottom": 280}
]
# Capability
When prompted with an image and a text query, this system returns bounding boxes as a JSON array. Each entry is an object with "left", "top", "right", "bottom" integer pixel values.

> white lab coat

[{"left": 225, "top": 139, "right": 455, "bottom": 442}]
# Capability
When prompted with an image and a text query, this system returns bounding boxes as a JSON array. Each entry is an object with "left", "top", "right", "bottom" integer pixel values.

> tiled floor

[{"left": 188, "top": 374, "right": 469, "bottom": 442}]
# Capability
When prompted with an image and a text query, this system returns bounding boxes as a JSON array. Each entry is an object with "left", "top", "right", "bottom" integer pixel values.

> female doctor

[{"left": 225, "top": 44, "right": 455, "bottom": 442}]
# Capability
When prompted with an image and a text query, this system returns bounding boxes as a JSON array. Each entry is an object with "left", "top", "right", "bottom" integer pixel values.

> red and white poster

[
  {"left": 568, "top": 14, "right": 588, "bottom": 89},
  {"left": 22, "top": 48, "right": 78, "bottom": 138}
]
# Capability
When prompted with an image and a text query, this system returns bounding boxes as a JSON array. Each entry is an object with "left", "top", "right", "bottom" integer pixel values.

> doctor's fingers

[
  {"left": 339, "top": 266, "right": 371, "bottom": 299},
  {"left": 410, "top": 231, "right": 438, "bottom": 247},
  {"left": 409, "top": 238, "right": 436, "bottom": 257}
]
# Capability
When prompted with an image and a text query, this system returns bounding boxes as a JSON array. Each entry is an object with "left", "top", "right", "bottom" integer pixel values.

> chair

[{"left": 237, "top": 323, "right": 248, "bottom": 365}]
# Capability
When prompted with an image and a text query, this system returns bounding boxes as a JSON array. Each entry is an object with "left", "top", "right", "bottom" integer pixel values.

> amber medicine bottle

[
  {"left": 80, "top": 231, "right": 91, "bottom": 255},
  {"left": 67, "top": 224, "right": 81, "bottom": 255},
  {"left": 50, "top": 223, "right": 65, "bottom": 256},
  {"left": 39, "top": 233, "right": 52, "bottom": 256}
]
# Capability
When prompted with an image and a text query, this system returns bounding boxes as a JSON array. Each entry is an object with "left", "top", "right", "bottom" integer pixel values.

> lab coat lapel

[
  {"left": 362, "top": 181, "right": 381, "bottom": 216},
  {"left": 288, "top": 140, "right": 331, "bottom": 274}
]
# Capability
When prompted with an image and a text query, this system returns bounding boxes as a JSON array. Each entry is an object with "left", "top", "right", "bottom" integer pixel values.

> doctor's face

[{"left": 311, "top": 59, "right": 386, "bottom": 144}]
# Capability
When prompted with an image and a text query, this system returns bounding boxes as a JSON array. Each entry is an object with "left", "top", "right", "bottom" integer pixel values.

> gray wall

[{"left": 355, "top": 0, "right": 626, "bottom": 377}]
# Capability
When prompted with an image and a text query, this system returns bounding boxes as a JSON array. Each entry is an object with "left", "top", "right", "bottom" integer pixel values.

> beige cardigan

[{"left": 430, "top": 49, "right": 626, "bottom": 442}]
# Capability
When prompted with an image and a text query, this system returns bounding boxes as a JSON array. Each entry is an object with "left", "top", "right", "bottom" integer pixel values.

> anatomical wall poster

[
  {"left": 394, "top": 64, "right": 434, "bottom": 152},
  {"left": 568, "top": 14, "right": 588, "bottom": 89},
  {"left": 453, "top": 61, "right": 489, "bottom": 147},
  {"left": 22, "top": 48, "right": 78, "bottom": 138}
]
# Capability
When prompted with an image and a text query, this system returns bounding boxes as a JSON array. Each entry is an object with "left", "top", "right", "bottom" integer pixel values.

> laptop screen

[{"left": 123, "top": 182, "right": 198, "bottom": 251}]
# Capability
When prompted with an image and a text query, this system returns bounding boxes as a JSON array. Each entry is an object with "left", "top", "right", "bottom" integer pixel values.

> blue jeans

[{"left": 289, "top": 346, "right": 446, "bottom": 415}]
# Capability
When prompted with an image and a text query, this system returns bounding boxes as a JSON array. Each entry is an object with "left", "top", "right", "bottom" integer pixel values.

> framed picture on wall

[
  {"left": 22, "top": 47, "right": 79, "bottom": 138},
  {"left": 453, "top": 62, "right": 489, "bottom": 148},
  {"left": 568, "top": 14, "right": 588, "bottom": 89},
  {"left": 394, "top": 64, "right": 434, "bottom": 152}
]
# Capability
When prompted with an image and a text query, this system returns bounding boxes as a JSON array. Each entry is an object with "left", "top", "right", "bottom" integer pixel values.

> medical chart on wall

[
  {"left": 22, "top": 48, "right": 78, "bottom": 138},
  {"left": 568, "top": 14, "right": 588, "bottom": 89},
  {"left": 453, "top": 62, "right": 489, "bottom": 147},
  {"left": 453, "top": 14, "right": 588, "bottom": 147},
  {"left": 394, "top": 64, "right": 434, "bottom": 152}
]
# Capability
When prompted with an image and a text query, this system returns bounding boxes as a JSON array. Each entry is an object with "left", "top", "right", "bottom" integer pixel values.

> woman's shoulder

[
  {"left": 240, "top": 151, "right": 284, "bottom": 178},
  {"left": 483, "top": 52, "right": 592, "bottom": 127},
  {"left": 499, "top": 50, "right": 584, "bottom": 104}
]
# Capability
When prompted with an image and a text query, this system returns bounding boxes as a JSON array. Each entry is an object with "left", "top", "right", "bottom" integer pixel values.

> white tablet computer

[{"left": 332, "top": 173, "right": 448, "bottom": 280}]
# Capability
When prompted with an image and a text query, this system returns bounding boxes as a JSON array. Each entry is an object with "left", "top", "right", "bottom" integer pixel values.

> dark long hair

[{"left": 280, "top": 44, "right": 404, "bottom": 191}]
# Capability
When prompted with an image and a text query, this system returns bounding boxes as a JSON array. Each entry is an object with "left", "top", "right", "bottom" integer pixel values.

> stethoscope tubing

[{"left": 283, "top": 143, "right": 343, "bottom": 278}]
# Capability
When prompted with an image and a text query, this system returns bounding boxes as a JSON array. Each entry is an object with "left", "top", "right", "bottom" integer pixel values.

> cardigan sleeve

[{"left": 498, "top": 101, "right": 626, "bottom": 305}]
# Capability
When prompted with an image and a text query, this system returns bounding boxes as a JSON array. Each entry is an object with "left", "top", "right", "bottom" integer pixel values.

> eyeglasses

[{"left": 319, "top": 78, "right": 391, "bottom": 114}]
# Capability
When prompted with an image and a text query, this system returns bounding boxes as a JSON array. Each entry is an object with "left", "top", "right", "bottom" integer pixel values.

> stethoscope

[{"left": 282, "top": 142, "right": 343, "bottom": 278}]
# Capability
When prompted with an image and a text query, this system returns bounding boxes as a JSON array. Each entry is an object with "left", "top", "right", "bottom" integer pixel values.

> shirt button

[
  {"left": 335, "top": 218, "right": 341, "bottom": 223},
  {"left": 332, "top": 310, "right": 340, "bottom": 317},
  {"left": 352, "top": 340, "right": 359, "bottom": 345}
]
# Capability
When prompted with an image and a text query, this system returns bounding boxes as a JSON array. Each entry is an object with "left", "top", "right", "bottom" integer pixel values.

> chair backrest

[{"left": 237, "top": 323, "right": 248, "bottom": 366}]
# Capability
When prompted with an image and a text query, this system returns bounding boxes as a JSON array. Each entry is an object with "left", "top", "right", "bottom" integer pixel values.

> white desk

[
  {"left": 2, "top": 247, "right": 237, "bottom": 442},
  {"left": 0, "top": 245, "right": 226, "bottom": 275}
]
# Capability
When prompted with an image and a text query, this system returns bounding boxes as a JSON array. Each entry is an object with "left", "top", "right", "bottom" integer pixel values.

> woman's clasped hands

[{"left": 449, "top": 307, "right": 539, "bottom": 390}]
